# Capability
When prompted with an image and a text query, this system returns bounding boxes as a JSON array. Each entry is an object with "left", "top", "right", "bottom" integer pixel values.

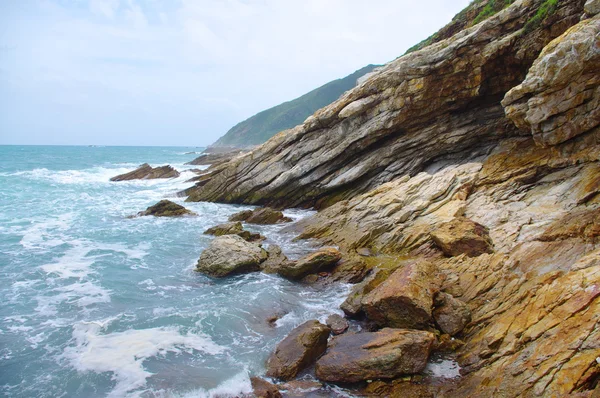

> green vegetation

[
  {"left": 213, "top": 65, "right": 378, "bottom": 147},
  {"left": 473, "top": 0, "right": 515, "bottom": 25},
  {"left": 524, "top": 0, "right": 559, "bottom": 33}
]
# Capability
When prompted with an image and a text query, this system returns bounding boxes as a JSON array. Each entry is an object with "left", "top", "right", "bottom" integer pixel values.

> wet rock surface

[
  {"left": 136, "top": 200, "right": 195, "bottom": 217},
  {"left": 266, "top": 320, "right": 331, "bottom": 381},
  {"left": 250, "top": 377, "right": 282, "bottom": 398},
  {"left": 276, "top": 248, "right": 342, "bottom": 280},
  {"left": 110, "top": 163, "right": 180, "bottom": 181},
  {"left": 196, "top": 235, "right": 267, "bottom": 277},
  {"left": 325, "top": 314, "right": 349, "bottom": 335},
  {"left": 315, "top": 328, "right": 435, "bottom": 383},
  {"left": 203, "top": 221, "right": 264, "bottom": 242}
]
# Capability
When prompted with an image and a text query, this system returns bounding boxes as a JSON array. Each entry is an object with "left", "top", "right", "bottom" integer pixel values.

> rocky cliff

[{"left": 185, "top": 0, "right": 599, "bottom": 396}]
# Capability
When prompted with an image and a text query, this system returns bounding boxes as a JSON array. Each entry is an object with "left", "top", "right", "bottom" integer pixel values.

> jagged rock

[
  {"left": 433, "top": 292, "right": 472, "bottom": 336},
  {"left": 315, "top": 329, "right": 435, "bottom": 383},
  {"left": 326, "top": 314, "right": 349, "bottom": 335},
  {"left": 260, "top": 245, "right": 292, "bottom": 274},
  {"left": 196, "top": 235, "right": 267, "bottom": 277},
  {"left": 340, "top": 263, "right": 399, "bottom": 317},
  {"left": 203, "top": 221, "right": 244, "bottom": 236},
  {"left": 362, "top": 260, "right": 439, "bottom": 329},
  {"left": 503, "top": 15, "right": 600, "bottom": 147},
  {"left": 185, "top": 150, "right": 245, "bottom": 167},
  {"left": 228, "top": 210, "right": 253, "bottom": 222},
  {"left": 136, "top": 200, "right": 195, "bottom": 217},
  {"left": 110, "top": 163, "right": 179, "bottom": 181},
  {"left": 250, "top": 377, "right": 282, "bottom": 398},
  {"left": 266, "top": 320, "right": 331, "bottom": 381},
  {"left": 227, "top": 207, "right": 292, "bottom": 224},
  {"left": 585, "top": 0, "right": 600, "bottom": 15},
  {"left": 430, "top": 217, "right": 494, "bottom": 257},
  {"left": 538, "top": 208, "right": 600, "bottom": 243},
  {"left": 276, "top": 248, "right": 342, "bottom": 280}
]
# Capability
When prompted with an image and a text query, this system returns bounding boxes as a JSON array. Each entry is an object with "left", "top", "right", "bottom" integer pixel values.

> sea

[{"left": 0, "top": 145, "right": 353, "bottom": 397}]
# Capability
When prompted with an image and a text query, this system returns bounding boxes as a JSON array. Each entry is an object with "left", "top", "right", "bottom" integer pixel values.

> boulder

[
  {"left": 260, "top": 245, "right": 292, "bottom": 274},
  {"left": 315, "top": 329, "right": 435, "bottom": 383},
  {"left": 196, "top": 235, "right": 267, "bottom": 277},
  {"left": 110, "top": 163, "right": 180, "bottom": 181},
  {"left": 277, "top": 248, "right": 342, "bottom": 280},
  {"left": 203, "top": 221, "right": 244, "bottom": 236},
  {"left": 432, "top": 292, "right": 472, "bottom": 336},
  {"left": 362, "top": 260, "right": 438, "bottom": 329},
  {"left": 137, "top": 200, "right": 195, "bottom": 217},
  {"left": 266, "top": 320, "right": 331, "bottom": 381},
  {"left": 326, "top": 314, "right": 349, "bottom": 335},
  {"left": 250, "top": 377, "right": 282, "bottom": 398},
  {"left": 228, "top": 210, "right": 254, "bottom": 222},
  {"left": 246, "top": 208, "right": 293, "bottom": 224},
  {"left": 430, "top": 217, "right": 494, "bottom": 257},
  {"left": 585, "top": 0, "right": 600, "bottom": 15}
]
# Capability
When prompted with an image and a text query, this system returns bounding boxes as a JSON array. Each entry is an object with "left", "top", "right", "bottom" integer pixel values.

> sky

[{"left": 0, "top": 0, "right": 471, "bottom": 146}]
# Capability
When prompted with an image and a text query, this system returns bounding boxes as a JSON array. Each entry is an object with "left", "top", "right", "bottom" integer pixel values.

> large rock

[
  {"left": 137, "top": 200, "right": 195, "bottom": 217},
  {"left": 227, "top": 207, "right": 292, "bottom": 224},
  {"left": 250, "top": 377, "right": 282, "bottom": 398},
  {"left": 315, "top": 329, "right": 435, "bottom": 383},
  {"left": 432, "top": 292, "right": 472, "bottom": 336},
  {"left": 266, "top": 320, "right": 331, "bottom": 381},
  {"left": 196, "top": 235, "right": 267, "bottom": 277},
  {"left": 260, "top": 245, "right": 292, "bottom": 274},
  {"left": 585, "top": 0, "right": 600, "bottom": 15},
  {"left": 326, "top": 314, "right": 349, "bottom": 335},
  {"left": 110, "top": 163, "right": 180, "bottom": 181},
  {"left": 362, "top": 260, "right": 438, "bottom": 329},
  {"left": 203, "top": 221, "right": 244, "bottom": 236},
  {"left": 277, "top": 248, "right": 342, "bottom": 280},
  {"left": 430, "top": 217, "right": 494, "bottom": 257}
]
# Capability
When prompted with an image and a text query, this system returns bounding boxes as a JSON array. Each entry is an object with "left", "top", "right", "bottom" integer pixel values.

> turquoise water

[{"left": 0, "top": 146, "right": 350, "bottom": 397}]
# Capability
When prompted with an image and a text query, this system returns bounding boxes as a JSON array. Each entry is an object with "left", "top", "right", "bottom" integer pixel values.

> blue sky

[{"left": 0, "top": 0, "right": 471, "bottom": 146}]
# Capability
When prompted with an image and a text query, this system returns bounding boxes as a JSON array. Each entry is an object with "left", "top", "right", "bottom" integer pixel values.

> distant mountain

[{"left": 212, "top": 64, "right": 379, "bottom": 148}]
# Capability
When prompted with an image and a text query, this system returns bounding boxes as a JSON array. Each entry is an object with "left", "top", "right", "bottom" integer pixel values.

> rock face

[
  {"left": 184, "top": 0, "right": 584, "bottom": 209},
  {"left": 276, "top": 248, "right": 342, "bottom": 280},
  {"left": 137, "top": 200, "right": 195, "bottom": 217},
  {"left": 110, "top": 163, "right": 180, "bottom": 181},
  {"left": 196, "top": 235, "right": 267, "bottom": 277},
  {"left": 430, "top": 217, "right": 494, "bottom": 257},
  {"left": 362, "top": 260, "right": 439, "bottom": 329},
  {"left": 185, "top": 150, "right": 245, "bottom": 167},
  {"left": 266, "top": 320, "right": 331, "bottom": 381},
  {"left": 315, "top": 329, "right": 435, "bottom": 383},
  {"left": 432, "top": 292, "right": 472, "bottom": 336}
]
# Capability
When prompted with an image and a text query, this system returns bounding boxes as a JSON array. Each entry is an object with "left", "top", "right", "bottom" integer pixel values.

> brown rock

[
  {"left": 110, "top": 163, "right": 180, "bottom": 181},
  {"left": 246, "top": 207, "right": 293, "bottom": 224},
  {"left": 362, "top": 260, "right": 438, "bottom": 329},
  {"left": 203, "top": 221, "right": 244, "bottom": 236},
  {"left": 250, "top": 377, "right": 282, "bottom": 398},
  {"left": 228, "top": 210, "right": 254, "bottom": 222},
  {"left": 266, "top": 320, "right": 331, "bottom": 381},
  {"left": 433, "top": 334, "right": 465, "bottom": 353},
  {"left": 260, "top": 245, "right": 292, "bottom": 274},
  {"left": 315, "top": 329, "right": 435, "bottom": 383},
  {"left": 136, "top": 200, "right": 195, "bottom": 217},
  {"left": 326, "top": 314, "right": 349, "bottom": 335},
  {"left": 279, "top": 380, "right": 323, "bottom": 395},
  {"left": 196, "top": 235, "right": 267, "bottom": 277},
  {"left": 430, "top": 217, "right": 494, "bottom": 257},
  {"left": 277, "top": 248, "right": 342, "bottom": 280},
  {"left": 432, "top": 292, "right": 472, "bottom": 336}
]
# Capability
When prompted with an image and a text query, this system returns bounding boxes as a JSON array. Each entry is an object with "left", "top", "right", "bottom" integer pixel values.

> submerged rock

[
  {"left": 362, "top": 260, "right": 438, "bottom": 329},
  {"left": 432, "top": 292, "right": 472, "bottom": 336},
  {"left": 250, "top": 377, "right": 282, "bottom": 398},
  {"left": 196, "top": 235, "right": 267, "bottom": 277},
  {"left": 110, "top": 163, "right": 180, "bottom": 181},
  {"left": 315, "top": 329, "right": 435, "bottom": 383},
  {"left": 266, "top": 320, "right": 330, "bottom": 381},
  {"left": 137, "top": 200, "right": 195, "bottom": 217},
  {"left": 430, "top": 217, "right": 494, "bottom": 257},
  {"left": 276, "top": 248, "right": 342, "bottom": 280}
]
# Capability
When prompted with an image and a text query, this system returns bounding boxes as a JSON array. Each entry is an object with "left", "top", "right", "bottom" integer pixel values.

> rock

[
  {"left": 228, "top": 210, "right": 254, "bottom": 222},
  {"left": 250, "top": 377, "right": 282, "bottom": 398},
  {"left": 110, "top": 163, "right": 180, "bottom": 181},
  {"left": 362, "top": 260, "right": 438, "bottom": 329},
  {"left": 185, "top": 150, "right": 245, "bottom": 167},
  {"left": 237, "top": 230, "right": 265, "bottom": 242},
  {"left": 136, "top": 200, "right": 195, "bottom": 217},
  {"left": 277, "top": 248, "right": 342, "bottom": 280},
  {"left": 196, "top": 235, "right": 267, "bottom": 277},
  {"left": 203, "top": 221, "right": 244, "bottom": 236},
  {"left": 585, "top": 0, "right": 600, "bottom": 15},
  {"left": 279, "top": 380, "right": 323, "bottom": 395},
  {"left": 266, "top": 320, "right": 331, "bottom": 381},
  {"left": 356, "top": 247, "right": 372, "bottom": 256},
  {"left": 315, "top": 329, "right": 435, "bottom": 383},
  {"left": 246, "top": 208, "right": 293, "bottom": 224},
  {"left": 260, "top": 245, "right": 292, "bottom": 274},
  {"left": 433, "top": 334, "right": 465, "bottom": 353},
  {"left": 266, "top": 311, "right": 287, "bottom": 327},
  {"left": 432, "top": 292, "right": 472, "bottom": 336},
  {"left": 503, "top": 15, "right": 600, "bottom": 146},
  {"left": 326, "top": 314, "right": 349, "bottom": 335},
  {"left": 340, "top": 265, "right": 397, "bottom": 317},
  {"left": 430, "top": 217, "right": 494, "bottom": 257}
]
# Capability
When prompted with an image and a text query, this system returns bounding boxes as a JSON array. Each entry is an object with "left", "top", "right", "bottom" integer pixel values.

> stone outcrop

[
  {"left": 203, "top": 221, "right": 264, "bottom": 242},
  {"left": 227, "top": 208, "right": 292, "bottom": 224},
  {"left": 184, "top": 0, "right": 584, "bottom": 209},
  {"left": 185, "top": 150, "right": 246, "bottom": 167},
  {"left": 136, "top": 200, "right": 195, "bottom": 217},
  {"left": 266, "top": 320, "right": 330, "bottom": 381},
  {"left": 196, "top": 235, "right": 267, "bottom": 277},
  {"left": 315, "top": 329, "right": 435, "bottom": 383},
  {"left": 430, "top": 217, "right": 494, "bottom": 257},
  {"left": 276, "top": 248, "right": 342, "bottom": 280},
  {"left": 110, "top": 163, "right": 179, "bottom": 181},
  {"left": 362, "top": 260, "right": 439, "bottom": 329},
  {"left": 432, "top": 292, "right": 472, "bottom": 336}
]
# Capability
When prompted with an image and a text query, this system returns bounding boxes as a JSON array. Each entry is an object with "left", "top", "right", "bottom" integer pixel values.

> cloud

[{"left": 89, "top": 0, "right": 121, "bottom": 19}]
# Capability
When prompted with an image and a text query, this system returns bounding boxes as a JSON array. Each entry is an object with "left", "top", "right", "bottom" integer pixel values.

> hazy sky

[{"left": 0, "top": 0, "right": 471, "bottom": 146}]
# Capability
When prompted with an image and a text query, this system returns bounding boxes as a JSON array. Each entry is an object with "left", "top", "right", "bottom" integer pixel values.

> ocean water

[{"left": 0, "top": 146, "right": 352, "bottom": 397}]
